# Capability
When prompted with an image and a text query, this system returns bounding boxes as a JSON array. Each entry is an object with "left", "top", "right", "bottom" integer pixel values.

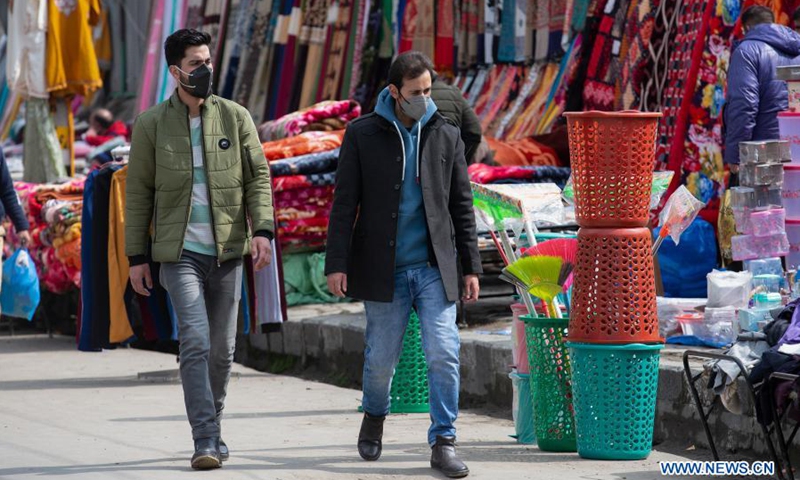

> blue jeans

[
  {"left": 160, "top": 251, "right": 243, "bottom": 440},
  {"left": 362, "top": 266, "right": 460, "bottom": 446}
]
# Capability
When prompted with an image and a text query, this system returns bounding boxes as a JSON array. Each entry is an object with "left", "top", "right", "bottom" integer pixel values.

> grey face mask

[{"left": 399, "top": 94, "right": 428, "bottom": 122}]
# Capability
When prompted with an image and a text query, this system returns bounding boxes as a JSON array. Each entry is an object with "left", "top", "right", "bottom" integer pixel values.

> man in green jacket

[{"left": 125, "top": 29, "right": 274, "bottom": 470}]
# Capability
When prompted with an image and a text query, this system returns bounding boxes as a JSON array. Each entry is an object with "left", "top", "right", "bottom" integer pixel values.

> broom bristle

[{"left": 506, "top": 256, "right": 566, "bottom": 302}]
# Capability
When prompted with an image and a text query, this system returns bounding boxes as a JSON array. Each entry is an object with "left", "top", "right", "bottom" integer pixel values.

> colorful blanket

[
  {"left": 270, "top": 148, "right": 340, "bottom": 177},
  {"left": 261, "top": 130, "right": 345, "bottom": 160},
  {"left": 675, "top": 0, "right": 736, "bottom": 218},
  {"left": 468, "top": 163, "right": 571, "bottom": 188},
  {"left": 485, "top": 136, "right": 561, "bottom": 166},
  {"left": 273, "top": 172, "right": 337, "bottom": 192},
  {"left": 258, "top": 101, "right": 360, "bottom": 142}
]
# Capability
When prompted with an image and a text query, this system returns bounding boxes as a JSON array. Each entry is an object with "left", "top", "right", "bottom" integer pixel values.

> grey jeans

[{"left": 160, "top": 251, "right": 243, "bottom": 440}]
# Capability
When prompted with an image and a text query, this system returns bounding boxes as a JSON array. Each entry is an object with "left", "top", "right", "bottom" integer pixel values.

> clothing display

[
  {"left": 46, "top": 0, "right": 103, "bottom": 97},
  {"left": 6, "top": 0, "right": 48, "bottom": 99}
]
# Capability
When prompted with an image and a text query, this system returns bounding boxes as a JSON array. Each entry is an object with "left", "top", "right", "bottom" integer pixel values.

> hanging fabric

[
  {"left": 6, "top": 0, "right": 48, "bottom": 99},
  {"left": 46, "top": 0, "right": 103, "bottom": 97},
  {"left": 23, "top": 99, "right": 67, "bottom": 184}
]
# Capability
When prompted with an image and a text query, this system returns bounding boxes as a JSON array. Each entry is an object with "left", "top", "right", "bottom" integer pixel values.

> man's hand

[
  {"left": 251, "top": 236, "right": 273, "bottom": 271},
  {"left": 462, "top": 274, "right": 480, "bottom": 303},
  {"left": 130, "top": 264, "right": 153, "bottom": 297},
  {"left": 327, "top": 273, "right": 347, "bottom": 298},
  {"left": 17, "top": 230, "right": 31, "bottom": 248}
]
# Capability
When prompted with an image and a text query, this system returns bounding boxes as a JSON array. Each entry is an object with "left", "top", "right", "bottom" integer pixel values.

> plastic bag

[
  {"left": 706, "top": 270, "right": 752, "bottom": 309},
  {"left": 0, "top": 249, "right": 40, "bottom": 320},
  {"left": 657, "top": 185, "right": 705, "bottom": 246},
  {"left": 698, "top": 307, "right": 738, "bottom": 347},
  {"left": 656, "top": 218, "right": 718, "bottom": 298}
]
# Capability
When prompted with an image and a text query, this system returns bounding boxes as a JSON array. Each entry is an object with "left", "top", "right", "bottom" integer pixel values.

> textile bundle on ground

[{"left": 6, "top": 180, "right": 85, "bottom": 294}]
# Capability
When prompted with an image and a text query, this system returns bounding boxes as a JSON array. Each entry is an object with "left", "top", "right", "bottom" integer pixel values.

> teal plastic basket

[
  {"left": 509, "top": 372, "right": 536, "bottom": 444},
  {"left": 389, "top": 311, "right": 429, "bottom": 413},
  {"left": 566, "top": 342, "right": 663, "bottom": 460},
  {"left": 523, "top": 315, "right": 577, "bottom": 452}
]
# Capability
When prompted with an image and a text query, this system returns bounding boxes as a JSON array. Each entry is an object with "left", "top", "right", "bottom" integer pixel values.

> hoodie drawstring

[
  {"left": 392, "top": 122, "right": 407, "bottom": 182},
  {"left": 416, "top": 122, "right": 421, "bottom": 184}
]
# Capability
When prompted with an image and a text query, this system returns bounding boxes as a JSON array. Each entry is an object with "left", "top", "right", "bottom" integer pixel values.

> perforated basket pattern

[
  {"left": 523, "top": 316, "right": 577, "bottom": 452},
  {"left": 565, "top": 112, "right": 660, "bottom": 228},
  {"left": 569, "top": 228, "right": 661, "bottom": 344},
  {"left": 568, "top": 343, "right": 662, "bottom": 460},
  {"left": 390, "top": 311, "right": 430, "bottom": 414}
]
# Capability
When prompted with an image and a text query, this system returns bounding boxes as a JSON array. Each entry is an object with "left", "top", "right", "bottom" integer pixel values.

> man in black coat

[
  {"left": 0, "top": 150, "right": 32, "bottom": 312},
  {"left": 325, "top": 51, "right": 481, "bottom": 478},
  {"left": 430, "top": 77, "right": 482, "bottom": 164}
]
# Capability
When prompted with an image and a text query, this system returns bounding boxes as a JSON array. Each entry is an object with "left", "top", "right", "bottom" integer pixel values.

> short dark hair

[
  {"left": 741, "top": 6, "right": 775, "bottom": 29},
  {"left": 164, "top": 29, "right": 212, "bottom": 67},
  {"left": 387, "top": 51, "right": 435, "bottom": 89}
]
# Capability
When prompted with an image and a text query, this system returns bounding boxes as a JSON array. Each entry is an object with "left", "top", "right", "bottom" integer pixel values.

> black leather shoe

[
  {"left": 191, "top": 437, "right": 221, "bottom": 470},
  {"left": 219, "top": 439, "right": 229, "bottom": 462},
  {"left": 357, "top": 412, "right": 385, "bottom": 461},
  {"left": 431, "top": 435, "right": 469, "bottom": 478}
]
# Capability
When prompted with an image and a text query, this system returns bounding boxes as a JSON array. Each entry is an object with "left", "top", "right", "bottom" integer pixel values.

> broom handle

[{"left": 497, "top": 227, "right": 539, "bottom": 316}]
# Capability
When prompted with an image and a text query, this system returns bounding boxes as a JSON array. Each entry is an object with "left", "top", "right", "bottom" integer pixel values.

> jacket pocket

[{"left": 242, "top": 145, "right": 256, "bottom": 178}]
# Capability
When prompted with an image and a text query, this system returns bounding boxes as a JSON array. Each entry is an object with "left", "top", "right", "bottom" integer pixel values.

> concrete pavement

[{"left": 0, "top": 335, "right": 716, "bottom": 479}]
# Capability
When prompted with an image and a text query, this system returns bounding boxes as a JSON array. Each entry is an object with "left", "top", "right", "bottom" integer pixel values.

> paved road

[{"left": 0, "top": 335, "right": 708, "bottom": 479}]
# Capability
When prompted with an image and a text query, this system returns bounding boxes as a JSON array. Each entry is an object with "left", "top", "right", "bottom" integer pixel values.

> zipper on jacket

[
  {"left": 199, "top": 113, "right": 221, "bottom": 267},
  {"left": 178, "top": 115, "right": 193, "bottom": 261},
  {"left": 243, "top": 144, "right": 256, "bottom": 179}
]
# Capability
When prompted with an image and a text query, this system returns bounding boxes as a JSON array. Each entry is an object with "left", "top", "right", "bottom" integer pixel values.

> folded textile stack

[
  {"left": 262, "top": 131, "right": 345, "bottom": 161},
  {"left": 485, "top": 137, "right": 564, "bottom": 167},
  {"left": 258, "top": 101, "right": 361, "bottom": 143},
  {"left": 468, "top": 163, "right": 572, "bottom": 189},
  {"left": 8, "top": 180, "right": 85, "bottom": 294},
  {"left": 266, "top": 136, "right": 344, "bottom": 253}
]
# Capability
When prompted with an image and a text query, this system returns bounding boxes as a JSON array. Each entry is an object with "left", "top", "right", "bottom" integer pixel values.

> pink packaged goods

[
  {"left": 785, "top": 166, "right": 800, "bottom": 219},
  {"left": 749, "top": 208, "right": 785, "bottom": 236},
  {"left": 778, "top": 66, "right": 800, "bottom": 113},
  {"left": 787, "top": 220, "right": 800, "bottom": 269},
  {"left": 731, "top": 233, "right": 790, "bottom": 261},
  {"left": 779, "top": 113, "right": 800, "bottom": 162}
]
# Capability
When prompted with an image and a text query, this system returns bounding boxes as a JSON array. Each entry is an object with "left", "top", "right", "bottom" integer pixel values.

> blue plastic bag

[
  {"left": 656, "top": 218, "right": 718, "bottom": 298},
  {"left": 1, "top": 249, "right": 40, "bottom": 320}
]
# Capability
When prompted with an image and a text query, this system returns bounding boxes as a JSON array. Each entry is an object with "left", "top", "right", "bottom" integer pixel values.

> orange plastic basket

[
  {"left": 568, "top": 227, "right": 663, "bottom": 344},
  {"left": 564, "top": 111, "right": 662, "bottom": 228}
]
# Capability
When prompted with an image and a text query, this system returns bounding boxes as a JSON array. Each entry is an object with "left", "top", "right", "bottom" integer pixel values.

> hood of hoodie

[
  {"left": 740, "top": 23, "right": 800, "bottom": 57},
  {"left": 375, "top": 86, "right": 438, "bottom": 130}
]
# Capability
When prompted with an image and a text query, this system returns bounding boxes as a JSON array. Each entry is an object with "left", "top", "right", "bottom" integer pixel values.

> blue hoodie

[
  {"left": 725, "top": 23, "right": 800, "bottom": 164},
  {"left": 374, "top": 87, "right": 439, "bottom": 272}
]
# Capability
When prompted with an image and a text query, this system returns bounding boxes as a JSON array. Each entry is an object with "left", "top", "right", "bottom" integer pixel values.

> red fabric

[
  {"left": 485, "top": 137, "right": 562, "bottom": 166},
  {"left": 85, "top": 121, "right": 129, "bottom": 146},
  {"left": 262, "top": 131, "right": 344, "bottom": 160}
]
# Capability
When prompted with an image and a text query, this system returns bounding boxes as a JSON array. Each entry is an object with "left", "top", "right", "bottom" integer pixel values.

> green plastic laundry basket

[
  {"left": 566, "top": 342, "right": 663, "bottom": 460},
  {"left": 522, "top": 315, "right": 577, "bottom": 452},
  {"left": 389, "top": 311, "right": 429, "bottom": 414}
]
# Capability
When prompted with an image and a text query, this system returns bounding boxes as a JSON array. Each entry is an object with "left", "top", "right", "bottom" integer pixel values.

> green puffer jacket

[{"left": 125, "top": 91, "right": 274, "bottom": 265}]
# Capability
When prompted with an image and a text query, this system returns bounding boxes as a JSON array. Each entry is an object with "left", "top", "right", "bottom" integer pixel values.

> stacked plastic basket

[{"left": 563, "top": 111, "right": 665, "bottom": 460}]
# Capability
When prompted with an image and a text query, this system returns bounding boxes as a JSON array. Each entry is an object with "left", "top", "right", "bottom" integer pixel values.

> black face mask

[{"left": 177, "top": 64, "right": 213, "bottom": 99}]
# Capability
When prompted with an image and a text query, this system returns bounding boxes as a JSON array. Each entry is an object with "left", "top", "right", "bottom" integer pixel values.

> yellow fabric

[
  {"left": 108, "top": 166, "right": 133, "bottom": 343},
  {"left": 94, "top": 5, "right": 112, "bottom": 70},
  {"left": 46, "top": 0, "right": 103, "bottom": 96}
]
